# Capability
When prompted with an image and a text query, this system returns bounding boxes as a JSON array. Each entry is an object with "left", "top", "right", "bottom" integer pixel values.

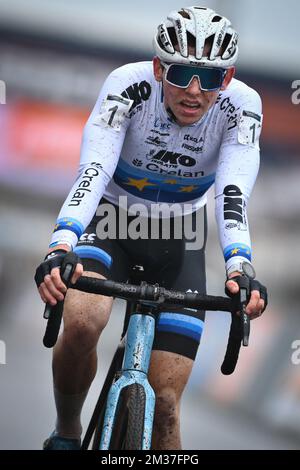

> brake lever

[
  {"left": 240, "top": 286, "right": 250, "bottom": 346},
  {"left": 43, "top": 252, "right": 79, "bottom": 348}
]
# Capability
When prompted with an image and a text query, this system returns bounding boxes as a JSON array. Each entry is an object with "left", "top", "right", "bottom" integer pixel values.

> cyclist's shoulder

[
  {"left": 102, "top": 61, "right": 156, "bottom": 103},
  {"left": 218, "top": 77, "right": 262, "bottom": 110},
  {"left": 108, "top": 61, "right": 155, "bottom": 84}
]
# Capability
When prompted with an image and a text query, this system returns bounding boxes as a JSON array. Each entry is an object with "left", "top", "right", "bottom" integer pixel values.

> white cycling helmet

[{"left": 153, "top": 6, "right": 238, "bottom": 68}]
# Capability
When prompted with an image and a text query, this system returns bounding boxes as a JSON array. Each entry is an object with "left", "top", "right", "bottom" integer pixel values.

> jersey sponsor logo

[
  {"left": 69, "top": 166, "right": 101, "bottom": 207},
  {"left": 150, "top": 129, "right": 170, "bottom": 137},
  {"left": 146, "top": 127, "right": 170, "bottom": 147},
  {"left": 154, "top": 118, "right": 171, "bottom": 131},
  {"left": 225, "top": 222, "right": 248, "bottom": 231},
  {"left": 146, "top": 163, "right": 204, "bottom": 178},
  {"left": 182, "top": 134, "right": 204, "bottom": 153},
  {"left": 184, "top": 134, "right": 203, "bottom": 144},
  {"left": 217, "top": 95, "right": 239, "bottom": 131},
  {"left": 131, "top": 153, "right": 203, "bottom": 177},
  {"left": 146, "top": 150, "right": 196, "bottom": 168},
  {"left": 132, "top": 159, "right": 143, "bottom": 167},
  {"left": 182, "top": 143, "right": 203, "bottom": 153},
  {"left": 79, "top": 233, "right": 97, "bottom": 242},
  {"left": 223, "top": 185, "right": 246, "bottom": 224},
  {"left": 90, "top": 161, "right": 103, "bottom": 170},
  {"left": 121, "top": 80, "right": 151, "bottom": 112},
  {"left": 145, "top": 135, "right": 168, "bottom": 147}
]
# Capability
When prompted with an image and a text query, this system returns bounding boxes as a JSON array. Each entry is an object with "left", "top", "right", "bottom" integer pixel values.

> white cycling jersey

[{"left": 50, "top": 61, "right": 263, "bottom": 271}]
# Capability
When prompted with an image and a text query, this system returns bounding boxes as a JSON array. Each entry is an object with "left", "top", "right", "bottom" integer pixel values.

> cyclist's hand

[
  {"left": 34, "top": 246, "right": 83, "bottom": 306},
  {"left": 226, "top": 273, "right": 268, "bottom": 319}
]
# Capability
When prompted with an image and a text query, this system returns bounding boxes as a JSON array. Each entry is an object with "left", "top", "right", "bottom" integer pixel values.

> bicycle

[{"left": 42, "top": 253, "right": 251, "bottom": 450}]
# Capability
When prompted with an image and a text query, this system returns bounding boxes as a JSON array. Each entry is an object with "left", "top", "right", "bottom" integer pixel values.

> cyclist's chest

[{"left": 119, "top": 106, "right": 222, "bottom": 180}]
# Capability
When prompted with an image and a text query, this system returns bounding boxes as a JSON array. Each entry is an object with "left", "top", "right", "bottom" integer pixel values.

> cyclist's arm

[
  {"left": 215, "top": 88, "right": 262, "bottom": 272},
  {"left": 215, "top": 141, "right": 260, "bottom": 273},
  {"left": 214, "top": 89, "right": 265, "bottom": 316},
  {"left": 48, "top": 68, "right": 134, "bottom": 252},
  {"left": 39, "top": 68, "right": 134, "bottom": 304}
]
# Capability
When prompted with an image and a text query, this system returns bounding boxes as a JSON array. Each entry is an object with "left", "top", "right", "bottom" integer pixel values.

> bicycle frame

[{"left": 99, "top": 307, "right": 156, "bottom": 450}]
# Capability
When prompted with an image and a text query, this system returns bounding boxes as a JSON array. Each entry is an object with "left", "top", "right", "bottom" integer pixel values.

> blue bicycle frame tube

[{"left": 99, "top": 312, "right": 156, "bottom": 450}]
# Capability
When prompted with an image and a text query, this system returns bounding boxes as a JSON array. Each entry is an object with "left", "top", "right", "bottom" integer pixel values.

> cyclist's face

[{"left": 153, "top": 57, "right": 235, "bottom": 127}]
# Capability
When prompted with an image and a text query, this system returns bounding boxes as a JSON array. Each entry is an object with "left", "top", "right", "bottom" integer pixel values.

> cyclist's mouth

[{"left": 180, "top": 101, "right": 201, "bottom": 114}]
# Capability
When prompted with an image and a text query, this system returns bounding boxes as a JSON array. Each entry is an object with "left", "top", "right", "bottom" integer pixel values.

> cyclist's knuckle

[
  {"left": 44, "top": 274, "right": 51, "bottom": 283},
  {"left": 51, "top": 269, "right": 60, "bottom": 280}
]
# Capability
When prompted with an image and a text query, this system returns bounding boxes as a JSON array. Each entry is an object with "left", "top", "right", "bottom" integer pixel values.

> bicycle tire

[
  {"left": 109, "top": 383, "right": 146, "bottom": 450},
  {"left": 87, "top": 344, "right": 125, "bottom": 450},
  {"left": 91, "top": 371, "right": 123, "bottom": 450},
  {"left": 91, "top": 404, "right": 106, "bottom": 450}
]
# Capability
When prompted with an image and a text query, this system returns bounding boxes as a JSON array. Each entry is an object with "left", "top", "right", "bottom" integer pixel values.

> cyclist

[{"left": 35, "top": 6, "right": 267, "bottom": 450}]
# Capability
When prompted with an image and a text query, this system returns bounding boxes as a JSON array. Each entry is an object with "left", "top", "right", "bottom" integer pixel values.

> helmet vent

[
  {"left": 222, "top": 33, "right": 232, "bottom": 54},
  {"left": 204, "top": 34, "right": 214, "bottom": 56},
  {"left": 178, "top": 9, "right": 191, "bottom": 19},
  {"left": 212, "top": 15, "right": 222, "bottom": 22}
]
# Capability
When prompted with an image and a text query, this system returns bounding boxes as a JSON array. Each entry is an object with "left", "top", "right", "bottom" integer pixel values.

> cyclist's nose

[{"left": 186, "top": 77, "right": 202, "bottom": 94}]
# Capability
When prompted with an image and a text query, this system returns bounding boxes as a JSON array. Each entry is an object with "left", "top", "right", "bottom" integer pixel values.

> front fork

[{"left": 99, "top": 311, "right": 156, "bottom": 450}]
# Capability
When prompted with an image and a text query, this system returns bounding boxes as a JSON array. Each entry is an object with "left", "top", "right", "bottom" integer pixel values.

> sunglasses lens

[{"left": 166, "top": 64, "right": 224, "bottom": 90}]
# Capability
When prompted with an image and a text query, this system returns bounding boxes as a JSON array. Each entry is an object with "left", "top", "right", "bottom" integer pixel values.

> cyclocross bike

[{"left": 42, "top": 253, "right": 251, "bottom": 450}]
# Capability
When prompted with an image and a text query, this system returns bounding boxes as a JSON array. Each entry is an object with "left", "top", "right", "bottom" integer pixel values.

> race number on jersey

[
  {"left": 238, "top": 110, "right": 263, "bottom": 148},
  {"left": 94, "top": 94, "right": 133, "bottom": 131}
]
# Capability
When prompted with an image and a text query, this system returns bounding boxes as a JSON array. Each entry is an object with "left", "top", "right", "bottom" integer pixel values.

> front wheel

[{"left": 109, "top": 383, "right": 146, "bottom": 450}]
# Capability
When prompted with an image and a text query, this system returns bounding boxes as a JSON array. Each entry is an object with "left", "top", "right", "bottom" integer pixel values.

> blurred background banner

[{"left": 0, "top": 0, "right": 299, "bottom": 450}]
